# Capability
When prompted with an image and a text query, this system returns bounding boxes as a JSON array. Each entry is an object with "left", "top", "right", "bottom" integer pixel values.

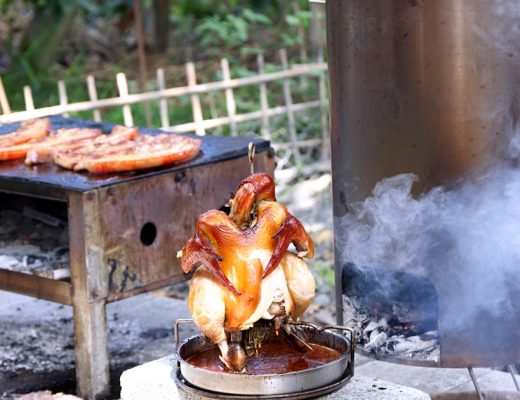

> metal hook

[{"left": 248, "top": 142, "right": 256, "bottom": 175}]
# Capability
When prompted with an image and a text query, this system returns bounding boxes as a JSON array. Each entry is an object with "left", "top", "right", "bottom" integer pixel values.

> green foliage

[
  {"left": 195, "top": 9, "right": 271, "bottom": 51},
  {"left": 0, "top": 0, "right": 325, "bottom": 155},
  {"left": 282, "top": 9, "right": 311, "bottom": 48}
]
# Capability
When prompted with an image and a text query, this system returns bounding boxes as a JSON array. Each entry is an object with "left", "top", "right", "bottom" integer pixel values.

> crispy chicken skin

[{"left": 179, "top": 173, "right": 315, "bottom": 371}]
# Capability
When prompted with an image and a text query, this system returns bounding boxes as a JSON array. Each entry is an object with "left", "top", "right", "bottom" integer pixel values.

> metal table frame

[{"left": 0, "top": 117, "right": 274, "bottom": 399}]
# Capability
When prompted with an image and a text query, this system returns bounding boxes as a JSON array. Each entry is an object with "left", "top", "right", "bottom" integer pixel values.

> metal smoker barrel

[{"left": 327, "top": 0, "right": 520, "bottom": 367}]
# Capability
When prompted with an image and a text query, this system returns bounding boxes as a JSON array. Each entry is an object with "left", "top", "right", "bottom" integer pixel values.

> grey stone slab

[
  {"left": 120, "top": 355, "right": 431, "bottom": 400},
  {"left": 321, "top": 376, "right": 431, "bottom": 400},
  {"left": 356, "top": 360, "right": 515, "bottom": 394},
  {"left": 448, "top": 368, "right": 518, "bottom": 393},
  {"left": 430, "top": 392, "right": 520, "bottom": 400}
]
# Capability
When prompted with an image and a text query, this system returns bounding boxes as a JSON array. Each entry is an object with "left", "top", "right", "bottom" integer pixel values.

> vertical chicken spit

[{"left": 178, "top": 173, "right": 315, "bottom": 372}]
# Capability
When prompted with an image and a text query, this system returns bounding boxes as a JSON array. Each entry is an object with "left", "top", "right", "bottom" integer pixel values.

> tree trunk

[
  {"left": 153, "top": 0, "right": 171, "bottom": 53},
  {"left": 29, "top": 5, "right": 79, "bottom": 74}
]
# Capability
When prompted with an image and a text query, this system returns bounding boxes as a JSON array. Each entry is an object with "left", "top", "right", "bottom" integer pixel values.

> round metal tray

[
  {"left": 175, "top": 367, "right": 352, "bottom": 399},
  {"left": 174, "top": 319, "right": 355, "bottom": 397}
]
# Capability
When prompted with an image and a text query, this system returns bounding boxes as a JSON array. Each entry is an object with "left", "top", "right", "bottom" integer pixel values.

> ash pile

[
  {"left": 0, "top": 205, "right": 69, "bottom": 279},
  {"left": 341, "top": 263, "right": 440, "bottom": 362}
]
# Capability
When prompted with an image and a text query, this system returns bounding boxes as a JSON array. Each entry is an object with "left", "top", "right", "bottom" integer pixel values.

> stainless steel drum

[
  {"left": 327, "top": 0, "right": 520, "bottom": 367},
  {"left": 174, "top": 320, "right": 355, "bottom": 398},
  {"left": 326, "top": 0, "right": 520, "bottom": 202}
]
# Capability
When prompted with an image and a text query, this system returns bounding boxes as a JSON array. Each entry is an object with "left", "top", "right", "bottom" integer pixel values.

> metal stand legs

[
  {"left": 508, "top": 364, "right": 520, "bottom": 392},
  {"left": 468, "top": 367, "right": 485, "bottom": 400}
]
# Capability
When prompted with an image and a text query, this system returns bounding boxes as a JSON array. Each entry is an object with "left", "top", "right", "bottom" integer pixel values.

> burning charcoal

[
  {"left": 3, "top": 243, "right": 40, "bottom": 256},
  {"left": 365, "top": 330, "right": 387, "bottom": 352},
  {"left": 342, "top": 263, "right": 438, "bottom": 309},
  {"left": 385, "top": 336, "right": 404, "bottom": 353},
  {"left": 0, "top": 255, "right": 19, "bottom": 269},
  {"left": 342, "top": 276, "right": 440, "bottom": 362},
  {"left": 23, "top": 254, "right": 49, "bottom": 267},
  {"left": 420, "top": 330, "right": 438, "bottom": 341},
  {"left": 343, "top": 296, "right": 364, "bottom": 323},
  {"left": 0, "top": 208, "right": 70, "bottom": 276},
  {"left": 393, "top": 338, "right": 438, "bottom": 355},
  {"left": 392, "top": 303, "right": 411, "bottom": 323},
  {"left": 353, "top": 323, "right": 369, "bottom": 344},
  {"left": 363, "top": 320, "right": 379, "bottom": 335},
  {"left": 54, "top": 247, "right": 69, "bottom": 257}
]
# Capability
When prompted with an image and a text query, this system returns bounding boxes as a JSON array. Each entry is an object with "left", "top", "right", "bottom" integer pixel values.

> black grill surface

[{"left": 0, "top": 116, "right": 270, "bottom": 199}]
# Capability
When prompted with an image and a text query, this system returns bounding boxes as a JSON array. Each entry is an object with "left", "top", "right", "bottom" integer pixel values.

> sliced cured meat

[
  {"left": 74, "top": 134, "right": 202, "bottom": 173},
  {"left": 25, "top": 128, "right": 102, "bottom": 164},
  {"left": 0, "top": 118, "right": 50, "bottom": 147}
]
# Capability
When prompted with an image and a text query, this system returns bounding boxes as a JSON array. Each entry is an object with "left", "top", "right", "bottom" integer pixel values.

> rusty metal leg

[
  {"left": 68, "top": 192, "right": 110, "bottom": 399},
  {"left": 468, "top": 367, "right": 485, "bottom": 400},
  {"left": 508, "top": 364, "right": 520, "bottom": 391}
]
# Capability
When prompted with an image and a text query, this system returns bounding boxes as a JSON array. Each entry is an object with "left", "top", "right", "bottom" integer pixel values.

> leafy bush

[{"left": 195, "top": 9, "right": 271, "bottom": 51}]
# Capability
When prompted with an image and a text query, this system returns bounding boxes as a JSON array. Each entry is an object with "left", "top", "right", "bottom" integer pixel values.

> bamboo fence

[{"left": 0, "top": 50, "right": 329, "bottom": 174}]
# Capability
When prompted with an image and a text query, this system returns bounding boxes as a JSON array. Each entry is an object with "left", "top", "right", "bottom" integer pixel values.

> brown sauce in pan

[{"left": 186, "top": 341, "right": 341, "bottom": 374}]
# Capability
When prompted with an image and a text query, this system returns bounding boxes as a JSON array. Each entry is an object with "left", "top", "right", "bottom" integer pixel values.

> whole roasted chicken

[{"left": 178, "top": 173, "right": 315, "bottom": 372}]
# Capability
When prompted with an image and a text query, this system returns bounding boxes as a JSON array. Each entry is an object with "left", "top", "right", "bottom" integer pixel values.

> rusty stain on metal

[
  {"left": 93, "top": 154, "right": 274, "bottom": 301},
  {"left": 175, "top": 171, "right": 186, "bottom": 182},
  {"left": 108, "top": 258, "right": 139, "bottom": 293},
  {"left": 15, "top": 152, "right": 273, "bottom": 307}
]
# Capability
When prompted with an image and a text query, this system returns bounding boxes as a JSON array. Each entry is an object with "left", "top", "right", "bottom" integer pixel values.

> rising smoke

[{"left": 336, "top": 133, "right": 520, "bottom": 326}]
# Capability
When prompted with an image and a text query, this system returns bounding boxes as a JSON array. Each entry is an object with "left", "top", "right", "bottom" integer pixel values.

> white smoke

[
  {"left": 473, "top": 0, "right": 520, "bottom": 58},
  {"left": 336, "top": 133, "right": 520, "bottom": 323}
]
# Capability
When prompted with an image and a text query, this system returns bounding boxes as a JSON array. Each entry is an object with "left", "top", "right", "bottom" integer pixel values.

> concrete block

[{"left": 356, "top": 360, "right": 518, "bottom": 394}]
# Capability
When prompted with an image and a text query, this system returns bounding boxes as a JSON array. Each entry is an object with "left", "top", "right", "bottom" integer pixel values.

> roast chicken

[{"left": 178, "top": 173, "right": 316, "bottom": 372}]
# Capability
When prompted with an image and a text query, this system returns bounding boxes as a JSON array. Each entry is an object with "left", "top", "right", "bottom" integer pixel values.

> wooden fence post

[
  {"left": 0, "top": 76, "right": 11, "bottom": 116},
  {"left": 0, "top": 61, "right": 328, "bottom": 172},
  {"left": 133, "top": 0, "right": 152, "bottom": 127},
  {"left": 257, "top": 54, "right": 271, "bottom": 140},
  {"left": 186, "top": 62, "right": 205, "bottom": 135},
  {"left": 221, "top": 58, "right": 237, "bottom": 136},
  {"left": 156, "top": 68, "right": 170, "bottom": 129},
  {"left": 23, "top": 86, "right": 35, "bottom": 112},
  {"left": 86, "top": 76, "right": 101, "bottom": 122},
  {"left": 207, "top": 92, "right": 222, "bottom": 135},
  {"left": 58, "top": 80, "right": 70, "bottom": 117},
  {"left": 116, "top": 72, "right": 134, "bottom": 127},
  {"left": 279, "top": 49, "right": 301, "bottom": 165}
]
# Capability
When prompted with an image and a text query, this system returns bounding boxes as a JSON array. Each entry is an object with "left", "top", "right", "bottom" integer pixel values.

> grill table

[{"left": 0, "top": 116, "right": 274, "bottom": 399}]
